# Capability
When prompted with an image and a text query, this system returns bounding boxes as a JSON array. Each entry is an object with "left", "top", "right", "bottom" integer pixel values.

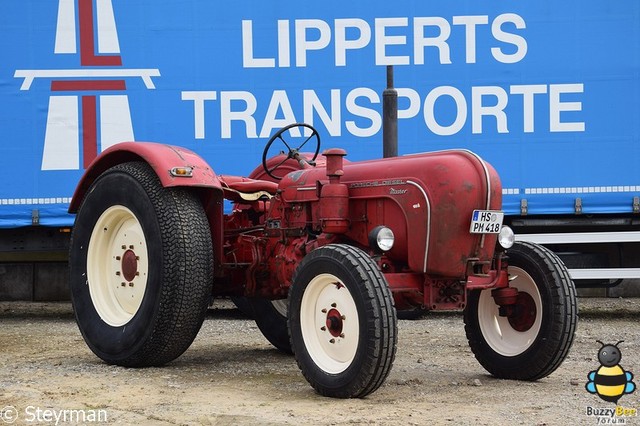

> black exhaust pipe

[{"left": 382, "top": 65, "right": 398, "bottom": 158}]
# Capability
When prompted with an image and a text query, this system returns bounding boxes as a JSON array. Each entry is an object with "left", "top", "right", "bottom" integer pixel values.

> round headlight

[
  {"left": 369, "top": 226, "right": 395, "bottom": 252},
  {"left": 498, "top": 225, "right": 515, "bottom": 249}
]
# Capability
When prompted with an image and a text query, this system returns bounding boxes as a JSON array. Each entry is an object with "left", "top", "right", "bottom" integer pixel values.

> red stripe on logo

[
  {"left": 51, "top": 80, "right": 126, "bottom": 91},
  {"left": 82, "top": 96, "right": 98, "bottom": 169},
  {"left": 79, "top": 0, "right": 122, "bottom": 66}
]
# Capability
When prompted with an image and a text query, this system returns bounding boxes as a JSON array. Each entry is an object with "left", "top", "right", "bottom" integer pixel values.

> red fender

[{"left": 68, "top": 142, "right": 223, "bottom": 212}]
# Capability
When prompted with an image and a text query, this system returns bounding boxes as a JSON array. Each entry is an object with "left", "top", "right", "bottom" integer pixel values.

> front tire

[
  {"left": 464, "top": 241, "right": 577, "bottom": 380},
  {"left": 70, "top": 162, "right": 213, "bottom": 367},
  {"left": 289, "top": 244, "right": 397, "bottom": 398}
]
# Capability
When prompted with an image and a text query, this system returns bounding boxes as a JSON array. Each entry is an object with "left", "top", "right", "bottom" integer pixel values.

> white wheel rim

[
  {"left": 300, "top": 273, "right": 359, "bottom": 374},
  {"left": 477, "top": 266, "right": 543, "bottom": 356},
  {"left": 87, "top": 205, "right": 149, "bottom": 327}
]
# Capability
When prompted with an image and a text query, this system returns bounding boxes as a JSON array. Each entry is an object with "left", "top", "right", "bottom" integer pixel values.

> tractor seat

[{"left": 218, "top": 175, "right": 279, "bottom": 202}]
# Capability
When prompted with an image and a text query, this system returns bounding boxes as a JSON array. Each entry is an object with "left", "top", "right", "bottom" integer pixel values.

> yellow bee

[{"left": 586, "top": 340, "right": 636, "bottom": 404}]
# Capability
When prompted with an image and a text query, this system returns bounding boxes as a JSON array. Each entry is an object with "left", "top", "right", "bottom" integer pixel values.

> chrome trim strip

[{"left": 407, "top": 180, "right": 431, "bottom": 273}]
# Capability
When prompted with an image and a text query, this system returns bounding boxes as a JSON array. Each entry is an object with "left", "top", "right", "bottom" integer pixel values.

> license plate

[{"left": 469, "top": 210, "right": 504, "bottom": 234}]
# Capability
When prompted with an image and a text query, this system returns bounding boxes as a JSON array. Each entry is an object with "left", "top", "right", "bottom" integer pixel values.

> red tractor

[{"left": 68, "top": 123, "right": 577, "bottom": 398}]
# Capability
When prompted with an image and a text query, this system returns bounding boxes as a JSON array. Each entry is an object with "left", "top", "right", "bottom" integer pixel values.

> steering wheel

[{"left": 262, "top": 123, "right": 321, "bottom": 180}]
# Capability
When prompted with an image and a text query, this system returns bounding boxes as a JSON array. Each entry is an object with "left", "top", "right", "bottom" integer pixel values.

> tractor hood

[{"left": 279, "top": 149, "right": 502, "bottom": 278}]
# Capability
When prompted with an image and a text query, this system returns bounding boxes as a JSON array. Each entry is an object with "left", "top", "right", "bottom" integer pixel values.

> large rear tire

[
  {"left": 248, "top": 298, "right": 292, "bottom": 354},
  {"left": 289, "top": 244, "right": 397, "bottom": 398},
  {"left": 464, "top": 241, "right": 577, "bottom": 380},
  {"left": 69, "top": 162, "right": 213, "bottom": 367}
]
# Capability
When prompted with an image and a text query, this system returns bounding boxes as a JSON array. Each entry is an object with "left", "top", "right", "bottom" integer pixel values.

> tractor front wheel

[
  {"left": 289, "top": 244, "right": 397, "bottom": 398},
  {"left": 464, "top": 241, "right": 577, "bottom": 380}
]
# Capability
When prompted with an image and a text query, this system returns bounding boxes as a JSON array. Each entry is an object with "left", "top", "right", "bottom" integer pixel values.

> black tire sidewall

[
  {"left": 289, "top": 249, "right": 378, "bottom": 395},
  {"left": 70, "top": 167, "right": 164, "bottom": 363}
]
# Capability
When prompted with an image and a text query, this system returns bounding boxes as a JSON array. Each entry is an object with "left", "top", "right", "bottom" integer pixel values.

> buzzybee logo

[
  {"left": 585, "top": 340, "right": 637, "bottom": 424},
  {"left": 586, "top": 340, "right": 636, "bottom": 404}
]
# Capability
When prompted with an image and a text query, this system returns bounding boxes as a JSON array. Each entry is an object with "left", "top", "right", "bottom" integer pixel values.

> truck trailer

[{"left": 1, "top": 0, "right": 639, "bottom": 299}]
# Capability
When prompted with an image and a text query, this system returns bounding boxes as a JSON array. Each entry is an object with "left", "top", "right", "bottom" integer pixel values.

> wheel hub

[
  {"left": 507, "top": 292, "right": 537, "bottom": 332},
  {"left": 121, "top": 248, "right": 138, "bottom": 282},
  {"left": 492, "top": 286, "right": 538, "bottom": 332},
  {"left": 325, "top": 308, "right": 344, "bottom": 338}
]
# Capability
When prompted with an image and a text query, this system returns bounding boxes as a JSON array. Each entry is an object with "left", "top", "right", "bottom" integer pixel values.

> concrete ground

[{"left": 0, "top": 297, "right": 638, "bottom": 425}]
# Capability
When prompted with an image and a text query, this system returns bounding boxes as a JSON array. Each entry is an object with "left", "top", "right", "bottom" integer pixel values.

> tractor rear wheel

[
  {"left": 248, "top": 298, "right": 292, "bottom": 354},
  {"left": 289, "top": 244, "right": 397, "bottom": 398},
  {"left": 464, "top": 241, "right": 577, "bottom": 380},
  {"left": 69, "top": 162, "right": 213, "bottom": 367}
]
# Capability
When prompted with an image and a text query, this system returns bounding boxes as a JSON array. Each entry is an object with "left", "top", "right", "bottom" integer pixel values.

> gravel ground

[{"left": 0, "top": 298, "right": 639, "bottom": 425}]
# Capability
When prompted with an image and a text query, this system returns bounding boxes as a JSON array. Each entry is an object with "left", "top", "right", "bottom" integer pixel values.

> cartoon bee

[{"left": 586, "top": 340, "right": 636, "bottom": 404}]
